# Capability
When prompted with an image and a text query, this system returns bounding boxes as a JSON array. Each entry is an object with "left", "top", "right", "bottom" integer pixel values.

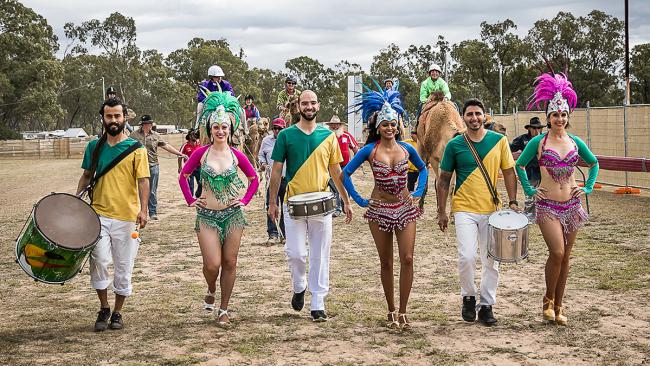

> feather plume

[
  {"left": 200, "top": 91, "right": 243, "bottom": 134},
  {"left": 527, "top": 73, "right": 577, "bottom": 112},
  {"left": 352, "top": 79, "right": 405, "bottom": 123}
]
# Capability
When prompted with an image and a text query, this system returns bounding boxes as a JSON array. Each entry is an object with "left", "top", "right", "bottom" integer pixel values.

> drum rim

[
  {"left": 488, "top": 209, "right": 529, "bottom": 229},
  {"left": 288, "top": 191, "right": 335, "bottom": 202},
  {"left": 33, "top": 192, "right": 101, "bottom": 251}
]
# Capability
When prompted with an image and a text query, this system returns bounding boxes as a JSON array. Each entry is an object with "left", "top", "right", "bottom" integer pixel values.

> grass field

[{"left": 0, "top": 157, "right": 648, "bottom": 365}]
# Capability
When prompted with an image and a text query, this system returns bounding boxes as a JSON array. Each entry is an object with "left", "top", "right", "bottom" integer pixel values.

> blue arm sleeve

[
  {"left": 515, "top": 134, "right": 543, "bottom": 196},
  {"left": 572, "top": 135, "right": 599, "bottom": 194},
  {"left": 401, "top": 142, "right": 429, "bottom": 197},
  {"left": 342, "top": 143, "right": 374, "bottom": 207}
]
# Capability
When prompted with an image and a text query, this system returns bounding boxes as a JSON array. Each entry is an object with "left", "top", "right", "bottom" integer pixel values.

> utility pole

[{"left": 498, "top": 62, "right": 503, "bottom": 114}]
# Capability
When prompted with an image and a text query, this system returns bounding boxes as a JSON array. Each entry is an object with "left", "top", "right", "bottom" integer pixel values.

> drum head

[
  {"left": 488, "top": 209, "right": 528, "bottom": 230},
  {"left": 34, "top": 193, "right": 101, "bottom": 249},
  {"left": 288, "top": 192, "right": 334, "bottom": 202}
]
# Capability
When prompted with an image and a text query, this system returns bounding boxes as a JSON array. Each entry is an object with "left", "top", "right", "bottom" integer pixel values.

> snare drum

[
  {"left": 487, "top": 209, "right": 529, "bottom": 263},
  {"left": 287, "top": 192, "right": 337, "bottom": 219},
  {"left": 15, "top": 193, "right": 101, "bottom": 284}
]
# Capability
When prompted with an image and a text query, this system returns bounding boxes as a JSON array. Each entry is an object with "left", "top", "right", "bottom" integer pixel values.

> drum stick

[{"left": 131, "top": 224, "right": 142, "bottom": 242}]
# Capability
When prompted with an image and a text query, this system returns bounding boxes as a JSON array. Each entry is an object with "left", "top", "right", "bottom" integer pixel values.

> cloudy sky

[{"left": 22, "top": 0, "right": 650, "bottom": 72}]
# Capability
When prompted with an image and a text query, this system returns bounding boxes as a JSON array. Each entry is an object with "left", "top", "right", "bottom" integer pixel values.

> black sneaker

[
  {"left": 462, "top": 296, "right": 476, "bottom": 322},
  {"left": 478, "top": 305, "right": 497, "bottom": 326},
  {"left": 109, "top": 311, "right": 124, "bottom": 330},
  {"left": 94, "top": 307, "right": 111, "bottom": 332},
  {"left": 291, "top": 290, "right": 305, "bottom": 311},
  {"left": 311, "top": 310, "right": 328, "bottom": 322}
]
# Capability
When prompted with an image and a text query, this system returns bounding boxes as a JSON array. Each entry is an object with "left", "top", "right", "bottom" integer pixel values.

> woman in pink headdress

[{"left": 516, "top": 73, "right": 599, "bottom": 326}]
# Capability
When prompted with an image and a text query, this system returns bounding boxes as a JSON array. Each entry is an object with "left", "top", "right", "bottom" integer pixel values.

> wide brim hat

[
  {"left": 139, "top": 114, "right": 153, "bottom": 125},
  {"left": 324, "top": 115, "right": 346, "bottom": 125},
  {"left": 525, "top": 117, "right": 543, "bottom": 128}
]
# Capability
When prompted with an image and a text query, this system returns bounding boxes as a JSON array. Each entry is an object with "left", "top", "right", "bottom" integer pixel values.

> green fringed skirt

[{"left": 195, "top": 206, "right": 248, "bottom": 243}]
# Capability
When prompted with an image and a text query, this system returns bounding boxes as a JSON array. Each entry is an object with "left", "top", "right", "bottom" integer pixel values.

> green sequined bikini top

[{"left": 200, "top": 147, "right": 245, "bottom": 204}]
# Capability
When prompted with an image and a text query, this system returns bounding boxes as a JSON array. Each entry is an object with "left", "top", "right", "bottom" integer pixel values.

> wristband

[{"left": 509, "top": 200, "right": 519, "bottom": 206}]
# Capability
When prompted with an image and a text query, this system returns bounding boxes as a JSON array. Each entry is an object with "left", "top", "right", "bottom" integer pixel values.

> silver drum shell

[{"left": 487, "top": 224, "right": 529, "bottom": 263}]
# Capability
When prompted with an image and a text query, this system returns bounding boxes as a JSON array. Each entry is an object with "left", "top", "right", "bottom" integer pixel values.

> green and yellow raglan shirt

[
  {"left": 271, "top": 124, "right": 343, "bottom": 201},
  {"left": 440, "top": 130, "right": 515, "bottom": 214}
]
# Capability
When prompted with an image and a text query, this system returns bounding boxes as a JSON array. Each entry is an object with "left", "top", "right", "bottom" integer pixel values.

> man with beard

[
  {"left": 325, "top": 115, "right": 358, "bottom": 216},
  {"left": 435, "top": 99, "right": 519, "bottom": 326},
  {"left": 76, "top": 98, "right": 150, "bottom": 331},
  {"left": 267, "top": 90, "right": 353, "bottom": 322}
]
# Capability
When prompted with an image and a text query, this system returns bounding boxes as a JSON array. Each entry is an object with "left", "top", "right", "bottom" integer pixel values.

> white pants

[
  {"left": 283, "top": 205, "right": 332, "bottom": 311},
  {"left": 454, "top": 212, "right": 499, "bottom": 307},
  {"left": 89, "top": 216, "right": 140, "bottom": 296}
]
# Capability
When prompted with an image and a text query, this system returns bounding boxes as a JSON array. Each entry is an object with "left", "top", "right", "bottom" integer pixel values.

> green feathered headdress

[{"left": 200, "top": 91, "right": 243, "bottom": 136}]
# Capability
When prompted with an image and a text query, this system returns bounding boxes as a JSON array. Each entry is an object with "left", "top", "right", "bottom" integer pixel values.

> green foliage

[
  {"left": 0, "top": 0, "right": 63, "bottom": 131},
  {"left": 525, "top": 10, "right": 624, "bottom": 107},
  {"left": 631, "top": 43, "right": 650, "bottom": 104},
  {"left": 0, "top": 6, "right": 632, "bottom": 136},
  {"left": 452, "top": 20, "right": 535, "bottom": 113}
]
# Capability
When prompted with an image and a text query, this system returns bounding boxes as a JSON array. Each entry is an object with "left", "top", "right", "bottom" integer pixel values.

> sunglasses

[
  {"left": 273, "top": 126, "right": 283, "bottom": 130},
  {"left": 286, "top": 82, "right": 296, "bottom": 85}
]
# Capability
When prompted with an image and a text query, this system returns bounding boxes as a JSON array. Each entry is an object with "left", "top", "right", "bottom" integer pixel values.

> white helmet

[
  {"left": 428, "top": 63, "right": 442, "bottom": 73},
  {"left": 208, "top": 65, "right": 225, "bottom": 77}
]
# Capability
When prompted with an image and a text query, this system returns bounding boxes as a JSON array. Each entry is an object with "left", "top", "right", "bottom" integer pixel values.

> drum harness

[{"left": 79, "top": 141, "right": 144, "bottom": 203}]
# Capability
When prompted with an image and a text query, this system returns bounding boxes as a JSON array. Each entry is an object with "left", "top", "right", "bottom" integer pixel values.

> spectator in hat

[
  {"left": 511, "top": 116, "right": 544, "bottom": 220},
  {"left": 325, "top": 115, "right": 359, "bottom": 216},
  {"left": 131, "top": 115, "right": 187, "bottom": 220},
  {"left": 178, "top": 129, "right": 202, "bottom": 198},
  {"left": 259, "top": 118, "right": 288, "bottom": 244}
]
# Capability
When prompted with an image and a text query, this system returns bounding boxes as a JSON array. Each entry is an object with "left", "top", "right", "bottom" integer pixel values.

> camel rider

[
  {"left": 384, "top": 78, "right": 394, "bottom": 90},
  {"left": 276, "top": 76, "right": 301, "bottom": 124},
  {"left": 244, "top": 95, "right": 261, "bottom": 122},
  {"left": 195, "top": 65, "right": 235, "bottom": 128},
  {"left": 416, "top": 63, "right": 451, "bottom": 127},
  {"left": 419, "top": 63, "right": 451, "bottom": 103}
]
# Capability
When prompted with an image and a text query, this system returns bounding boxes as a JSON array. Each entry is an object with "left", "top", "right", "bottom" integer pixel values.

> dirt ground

[{"left": 0, "top": 157, "right": 649, "bottom": 366}]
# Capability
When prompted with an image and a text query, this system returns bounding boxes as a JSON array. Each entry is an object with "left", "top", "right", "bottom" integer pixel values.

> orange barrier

[{"left": 614, "top": 187, "right": 641, "bottom": 194}]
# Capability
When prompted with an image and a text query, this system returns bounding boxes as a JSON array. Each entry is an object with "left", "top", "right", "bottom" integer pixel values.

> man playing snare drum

[
  {"left": 268, "top": 90, "right": 353, "bottom": 322},
  {"left": 435, "top": 99, "right": 519, "bottom": 326},
  {"left": 76, "top": 98, "right": 150, "bottom": 331}
]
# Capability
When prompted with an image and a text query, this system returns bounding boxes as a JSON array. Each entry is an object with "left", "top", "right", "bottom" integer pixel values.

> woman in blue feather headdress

[{"left": 342, "top": 80, "right": 429, "bottom": 330}]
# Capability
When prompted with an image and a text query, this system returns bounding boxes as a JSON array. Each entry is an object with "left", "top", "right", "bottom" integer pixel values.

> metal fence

[
  {"left": 2, "top": 106, "right": 649, "bottom": 188},
  {"left": 493, "top": 104, "right": 650, "bottom": 189}
]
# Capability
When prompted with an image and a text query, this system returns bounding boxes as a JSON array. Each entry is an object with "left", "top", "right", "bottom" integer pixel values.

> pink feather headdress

[{"left": 527, "top": 73, "right": 577, "bottom": 116}]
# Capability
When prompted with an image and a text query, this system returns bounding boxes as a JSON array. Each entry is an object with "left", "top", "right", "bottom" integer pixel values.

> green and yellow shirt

[
  {"left": 271, "top": 125, "right": 342, "bottom": 200},
  {"left": 440, "top": 131, "right": 515, "bottom": 214},
  {"left": 82, "top": 138, "right": 150, "bottom": 222}
]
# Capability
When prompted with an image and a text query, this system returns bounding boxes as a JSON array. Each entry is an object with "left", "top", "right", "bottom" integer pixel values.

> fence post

[
  {"left": 623, "top": 104, "right": 629, "bottom": 187},
  {"left": 586, "top": 101, "right": 591, "bottom": 148}
]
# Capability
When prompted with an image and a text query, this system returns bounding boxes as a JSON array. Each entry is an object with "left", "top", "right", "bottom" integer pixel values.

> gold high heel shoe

[
  {"left": 398, "top": 313, "right": 411, "bottom": 331},
  {"left": 386, "top": 311, "right": 399, "bottom": 329},
  {"left": 543, "top": 296, "right": 555, "bottom": 322},
  {"left": 554, "top": 306, "right": 567, "bottom": 326}
]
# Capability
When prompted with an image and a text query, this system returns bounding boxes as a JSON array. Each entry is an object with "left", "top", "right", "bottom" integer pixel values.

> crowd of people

[{"left": 73, "top": 63, "right": 599, "bottom": 332}]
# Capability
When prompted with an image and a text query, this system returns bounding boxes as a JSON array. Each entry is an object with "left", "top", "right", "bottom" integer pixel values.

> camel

[
  {"left": 243, "top": 119, "right": 260, "bottom": 170},
  {"left": 484, "top": 115, "right": 507, "bottom": 135},
  {"left": 416, "top": 92, "right": 466, "bottom": 210},
  {"left": 279, "top": 94, "right": 300, "bottom": 125}
]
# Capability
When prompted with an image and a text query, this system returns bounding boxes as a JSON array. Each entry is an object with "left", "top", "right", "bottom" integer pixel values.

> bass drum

[{"left": 15, "top": 193, "right": 101, "bottom": 284}]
